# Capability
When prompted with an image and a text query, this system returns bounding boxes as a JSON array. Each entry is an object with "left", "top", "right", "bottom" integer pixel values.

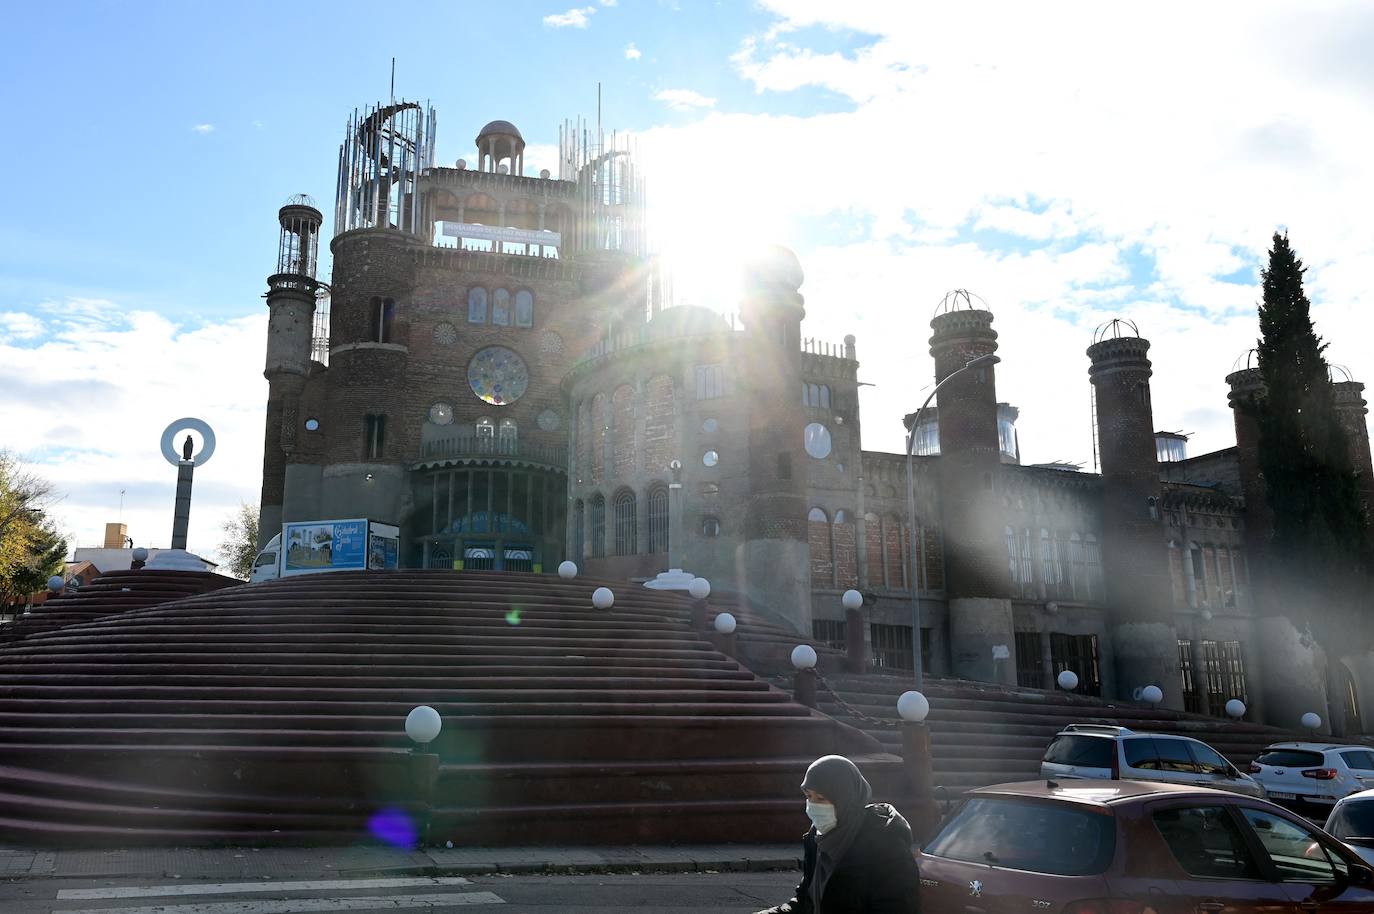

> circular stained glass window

[
  {"left": 304, "top": 418, "right": 320, "bottom": 431},
  {"left": 703, "top": 450, "right": 719, "bottom": 467},
  {"left": 537, "top": 409, "right": 561, "bottom": 431},
  {"left": 433, "top": 321, "right": 458, "bottom": 346},
  {"left": 804, "top": 422, "right": 832, "bottom": 459},
  {"left": 429, "top": 402, "right": 454, "bottom": 425},
  {"left": 467, "top": 346, "right": 530, "bottom": 406},
  {"left": 701, "top": 418, "right": 719, "bottom": 434},
  {"left": 540, "top": 331, "right": 564, "bottom": 354}
]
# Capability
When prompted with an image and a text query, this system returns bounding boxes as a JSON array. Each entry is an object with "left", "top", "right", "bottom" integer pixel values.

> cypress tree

[{"left": 1253, "top": 232, "right": 1369, "bottom": 634}]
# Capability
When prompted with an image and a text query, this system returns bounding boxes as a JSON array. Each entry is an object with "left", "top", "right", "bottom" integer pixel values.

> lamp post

[{"left": 905, "top": 353, "right": 1001, "bottom": 687}]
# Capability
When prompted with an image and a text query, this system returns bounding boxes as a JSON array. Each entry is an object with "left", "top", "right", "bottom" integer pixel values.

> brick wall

[
  {"left": 611, "top": 384, "right": 636, "bottom": 477},
  {"left": 642, "top": 373, "right": 676, "bottom": 475}
]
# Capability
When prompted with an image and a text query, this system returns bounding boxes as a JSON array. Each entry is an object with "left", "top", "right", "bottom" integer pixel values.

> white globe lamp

[
  {"left": 1141, "top": 685, "right": 1164, "bottom": 706},
  {"left": 46, "top": 575, "right": 64, "bottom": 592},
  {"left": 1225, "top": 699, "right": 1246, "bottom": 720},
  {"left": 713, "top": 612, "right": 736, "bottom": 634},
  {"left": 897, "top": 690, "right": 930, "bottom": 723},
  {"left": 132, "top": 547, "right": 149, "bottom": 562},
  {"left": 558, "top": 561, "right": 578, "bottom": 579},
  {"left": 1057, "top": 670, "right": 1079, "bottom": 691},
  {"left": 841, "top": 589, "right": 863, "bottom": 611},
  {"left": 1301, "top": 712, "right": 1322, "bottom": 731},
  {"left": 592, "top": 587, "right": 614, "bottom": 610},
  {"left": 791, "top": 645, "right": 818, "bottom": 670},
  {"left": 689, "top": 577, "right": 711, "bottom": 600},
  {"left": 405, "top": 705, "right": 442, "bottom": 747}
]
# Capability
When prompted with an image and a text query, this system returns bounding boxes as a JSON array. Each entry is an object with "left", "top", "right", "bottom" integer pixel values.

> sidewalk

[{"left": 0, "top": 844, "right": 802, "bottom": 881}]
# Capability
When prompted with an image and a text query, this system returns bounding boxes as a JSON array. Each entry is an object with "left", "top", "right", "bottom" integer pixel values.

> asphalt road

[{"left": 0, "top": 872, "right": 803, "bottom": 914}]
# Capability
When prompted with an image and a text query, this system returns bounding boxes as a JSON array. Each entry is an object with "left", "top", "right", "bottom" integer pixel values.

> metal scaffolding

[{"left": 334, "top": 100, "right": 436, "bottom": 236}]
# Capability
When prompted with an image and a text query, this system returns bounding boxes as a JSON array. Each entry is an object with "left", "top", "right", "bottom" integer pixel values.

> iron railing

[{"left": 419, "top": 434, "right": 567, "bottom": 468}]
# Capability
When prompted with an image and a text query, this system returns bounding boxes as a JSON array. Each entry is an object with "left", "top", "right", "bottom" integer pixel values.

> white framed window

[{"left": 695, "top": 364, "right": 728, "bottom": 400}]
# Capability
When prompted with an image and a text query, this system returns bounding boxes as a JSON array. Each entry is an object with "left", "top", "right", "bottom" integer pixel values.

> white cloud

[
  {"left": 654, "top": 88, "right": 718, "bottom": 111},
  {"left": 543, "top": 5, "right": 596, "bottom": 28},
  {"left": 191, "top": 124, "right": 215, "bottom": 135},
  {"left": 600, "top": 0, "right": 618, "bottom": 5},
  {"left": 0, "top": 299, "right": 267, "bottom": 568},
  {"left": 0, "top": 311, "right": 44, "bottom": 340},
  {"left": 624, "top": 42, "right": 642, "bottom": 60},
  {"left": 636, "top": 1, "right": 1374, "bottom": 464}
]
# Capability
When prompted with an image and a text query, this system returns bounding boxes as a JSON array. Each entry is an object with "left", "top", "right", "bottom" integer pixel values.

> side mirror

[{"left": 1350, "top": 864, "right": 1374, "bottom": 887}]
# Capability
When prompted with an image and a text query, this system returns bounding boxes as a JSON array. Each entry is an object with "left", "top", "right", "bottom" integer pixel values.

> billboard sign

[{"left": 282, "top": 518, "right": 370, "bottom": 576}]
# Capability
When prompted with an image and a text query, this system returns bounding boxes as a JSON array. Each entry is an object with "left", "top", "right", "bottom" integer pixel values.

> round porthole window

[
  {"left": 804, "top": 422, "right": 833, "bottom": 459},
  {"left": 304, "top": 418, "right": 320, "bottom": 431},
  {"left": 702, "top": 450, "right": 720, "bottom": 467},
  {"left": 701, "top": 418, "right": 719, "bottom": 434},
  {"left": 429, "top": 402, "right": 454, "bottom": 425},
  {"left": 537, "top": 409, "right": 561, "bottom": 432}
]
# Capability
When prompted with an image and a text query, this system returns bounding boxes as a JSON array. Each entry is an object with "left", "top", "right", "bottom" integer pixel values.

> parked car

[
  {"left": 1040, "top": 724, "right": 1266, "bottom": 798},
  {"left": 1249, "top": 743, "right": 1374, "bottom": 813},
  {"left": 919, "top": 780, "right": 1374, "bottom": 913},
  {"left": 1324, "top": 789, "right": 1374, "bottom": 866}
]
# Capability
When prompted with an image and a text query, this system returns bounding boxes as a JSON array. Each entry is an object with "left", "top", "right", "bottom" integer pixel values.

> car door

[
  {"left": 1147, "top": 801, "right": 1293, "bottom": 913},
  {"left": 1190, "top": 740, "right": 1258, "bottom": 797},
  {"left": 1153, "top": 737, "right": 1208, "bottom": 789},
  {"left": 1339, "top": 750, "right": 1374, "bottom": 792},
  {"left": 1237, "top": 805, "right": 1374, "bottom": 913}
]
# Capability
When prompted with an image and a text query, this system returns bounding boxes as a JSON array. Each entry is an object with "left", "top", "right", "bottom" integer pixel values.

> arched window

[
  {"left": 475, "top": 417, "right": 495, "bottom": 439},
  {"left": 492, "top": 288, "right": 511, "bottom": 326},
  {"left": 1040, "top": 528, "right": 1064, "bottom": 598},
  {"left": 515, "top": 289, "right": 534, "bottom": 327},
  {"left": 864, "top": 512, "right": 884, "bottom": 586},
  {"left": 613, "top": 489, "right": 637, "bottom": 555},
  {"left": 832, "top": 510, "right": 857, "bottom": 588},
  {"left": 590, "top": 495, "right": 606, "bottom": 557},
  {"left": 808, "top": 507, "right": 832, "bottom": 586},
  {"left": 647, "top": 485, "right": 669, "bottom": 553},
  {"left": 467, "top": 288, "right": 487, "bottom": 323},
  {"left": 1084, "top": 534, "right": 1103, "bottom": 601},
  {"left": 573, "top": 499, "right": 585, "bottom": 561},
  {"left": 498, "top": 418, "right": 517, "bottom": 447},
  {"left": 371, "top": 297, "right": 395, "bottom": 343},
  {"left": 701, "top": 516, "right": 721, "bottom": 538},
  {"left": 1069, "top": 532, "right": 1087, "bottom": 599},
  {"left": 1189, "top": 542, "right": 1207, "bottom": 607},
  {"left": 820, "top": 385, "right": 831, "bottom": 409}
]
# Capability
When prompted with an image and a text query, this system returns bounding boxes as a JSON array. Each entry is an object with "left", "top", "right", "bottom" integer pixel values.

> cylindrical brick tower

[
  {"left": 1225, "top": 356, "right": 1274, "bottom": 557},
  {"left": 929, "top": 295, "right": 1016, "bottom": 684},
  {"left": 738, "top": 246, "right": 812, "bottom": 633},
  {"left": 259, "top": 197, "right": 323, "bottom": 547},
  {"left": 1332, "top": 371, "right": 1374, "bottom": 530},
  {"left": 1087, "top": 320, "right": 1182, "bottom": 708}
]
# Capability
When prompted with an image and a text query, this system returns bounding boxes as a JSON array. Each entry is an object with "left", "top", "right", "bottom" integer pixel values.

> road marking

[
  {"left": 59, "top": 877, "right": 473, "bottom": 900},
  {"left": 54, "top": 892, "right": 505, "bottom": 914}
]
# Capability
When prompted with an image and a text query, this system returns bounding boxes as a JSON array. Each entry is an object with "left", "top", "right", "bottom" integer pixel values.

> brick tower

[
  {"left": 1332, "top": 368, "right": 1374, "bottom": 532},
  {"left": 1087, "top": 320, "right": 1182, "bottom": 708},
  {"left": 738, "top": 245, "right": 812, "bottom": 632},
  {"left": 258, "top": 196, "right": 323, "bottom": 547},
  {"left": 929, "top": 295, "right": 1017, "bottom": 683}
]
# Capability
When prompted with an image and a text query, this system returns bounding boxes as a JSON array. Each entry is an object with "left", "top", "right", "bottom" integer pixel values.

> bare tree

[
  {"left": 218, "top": 501, "right": 260, "bottom": 580},
  {"left": 0, "top": 451, "right": 58, "bottom": 540}
]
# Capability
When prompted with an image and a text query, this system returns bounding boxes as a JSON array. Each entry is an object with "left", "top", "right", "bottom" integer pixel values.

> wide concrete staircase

[
  {"left": 0, "top": 570, "right": 900, "bottom": 847},
  {"left": 811, "top": 672, "right": 1301, "bottom": 792}
]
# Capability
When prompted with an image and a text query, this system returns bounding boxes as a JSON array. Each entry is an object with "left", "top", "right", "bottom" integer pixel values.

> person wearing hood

[{"left": 755, "top": 754, "right": 922, "bottom": 914}]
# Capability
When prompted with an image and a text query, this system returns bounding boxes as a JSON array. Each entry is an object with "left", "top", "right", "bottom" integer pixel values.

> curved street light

[{"left": 905, "top": 353, "right": 1001, "bottom": 688}]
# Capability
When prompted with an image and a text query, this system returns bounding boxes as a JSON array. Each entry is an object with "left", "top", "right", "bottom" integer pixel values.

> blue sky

[{"left": 2, "top": 1, "right": 1372, "bottom": 562}]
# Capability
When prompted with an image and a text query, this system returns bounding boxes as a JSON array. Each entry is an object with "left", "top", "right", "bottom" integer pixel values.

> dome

[
  {"left": 477, "top": 119, "right": 523, "bottom": 141},
  {"left": 743, "top": 244, "right": 804, "bottom": 293},
  {"left": 648, "top": 304, "right": 731, "bottom": 338}
]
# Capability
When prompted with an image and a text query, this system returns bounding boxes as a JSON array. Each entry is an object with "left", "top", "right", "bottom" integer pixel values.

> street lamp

[{"left": 905, "top": 353, "right": 1001, "bottom": 687}]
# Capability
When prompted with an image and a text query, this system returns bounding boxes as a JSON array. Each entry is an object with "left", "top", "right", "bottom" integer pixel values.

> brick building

[{"left": 257, "top": 101, "right": 1374, "bottom": 733}]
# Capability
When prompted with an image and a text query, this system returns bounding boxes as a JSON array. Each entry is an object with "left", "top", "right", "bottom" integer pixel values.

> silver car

[
  {"left": 1041, "top": 724, "right": 1266, "bottom": 798},
  {"left": 1327, "top": 788, "right": 1374, "bottom": 866}
]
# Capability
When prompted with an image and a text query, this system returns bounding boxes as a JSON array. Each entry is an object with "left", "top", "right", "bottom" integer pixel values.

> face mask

[{"left": 806, "top": 800, "right": 838, "bottom": 835}]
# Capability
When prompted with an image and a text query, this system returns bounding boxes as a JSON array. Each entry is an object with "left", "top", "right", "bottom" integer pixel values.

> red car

[{"left": 918, "top": 779, "right": 1374, "bottom": 912}]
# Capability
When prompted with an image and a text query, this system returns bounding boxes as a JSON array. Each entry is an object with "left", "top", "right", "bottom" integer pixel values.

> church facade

[{"left": 257, "top": 100, "right": 1374, "bottom": 734}]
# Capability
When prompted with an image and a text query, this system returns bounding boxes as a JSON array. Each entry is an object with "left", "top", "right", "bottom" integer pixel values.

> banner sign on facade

[
  {"left": 283, "top": 519, "right": 398, "bottom": 576},
  {"left": 440, "top": 222, "right": 561, "bottom": 246}
]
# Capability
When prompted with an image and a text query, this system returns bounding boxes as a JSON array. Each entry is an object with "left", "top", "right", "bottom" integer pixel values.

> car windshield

[
  {"left": 1328, "top": 801, "right": 1374, "bottom": 841},
  {"left": 924, "top": 797, "right": 1116, "bottom": 876},
  {"left": 1045, "top": 735, "right": 1114, "bottom": 769},
  {"left": 1255, "top": 749, "right": 1325, "bottom": 768}
]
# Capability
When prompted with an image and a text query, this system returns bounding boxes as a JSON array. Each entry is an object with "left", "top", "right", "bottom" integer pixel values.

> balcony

[{"left": 416, "top": 434, "right": 567, "bottom": 471}]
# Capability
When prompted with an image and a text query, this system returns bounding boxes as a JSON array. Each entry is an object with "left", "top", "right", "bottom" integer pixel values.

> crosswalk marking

[
  {"left": 55, "top": 892, "right": 506, "bottom": 914},
  {"left": 58, "top": 877, "right": 474, "bottom": 900}
]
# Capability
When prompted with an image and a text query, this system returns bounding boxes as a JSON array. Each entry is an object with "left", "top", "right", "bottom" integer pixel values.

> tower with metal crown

[
  {"left": 1088, "top": 320, "right": 1182, "bottom": 709},
  {"left": 258, "top": 195, "right": 323, "bottom": 547}
]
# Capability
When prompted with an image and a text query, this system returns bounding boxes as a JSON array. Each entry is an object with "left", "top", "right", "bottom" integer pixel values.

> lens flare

[{"left": 368, "top": 808, "right": 418, "bottom": 848}]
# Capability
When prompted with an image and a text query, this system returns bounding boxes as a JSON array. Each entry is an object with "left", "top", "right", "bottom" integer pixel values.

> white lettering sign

[{"left": 441, "top": 222, "right": 560, "bottom": 246}]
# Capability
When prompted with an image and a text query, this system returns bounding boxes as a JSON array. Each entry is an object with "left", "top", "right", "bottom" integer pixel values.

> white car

[
  {"left": 1248, "top": 743, "right": 1374, "bottom": 812},
  {"left": 1040, "top": 724, "right": 1266, "bottom": 798}
]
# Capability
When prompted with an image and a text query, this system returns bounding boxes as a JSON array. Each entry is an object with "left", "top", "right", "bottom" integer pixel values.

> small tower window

[
  {"left": 613, "top": 489, "right": 637, "bottom": 556},
  {"left": 498, "top": 418, "right": 517, "bottom": 446},
  {"left": 363, "top": 414, "right": 386, "bottom": 459},
  {"left": 647, "top": 485, "right": 669, "bottom": 553},
  {"left": 701, "top": 516, "right": 721, "bottom": 538},
  {"left": 492, "top": 288, "right": 511, "bottom": 326},
  {"left": 475, "top": 417, "right": 495, "bottom": 439},
  {"left": 590, "top": 495, "right": 606, "bottom": 557},
  {"left": 695, "top": 364, "right": 727, "bottom": 400},
  {"left": 370, "top": 297, "right": 395, "bottom": 343}
]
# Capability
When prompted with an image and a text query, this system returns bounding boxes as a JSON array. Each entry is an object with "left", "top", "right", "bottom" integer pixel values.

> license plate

[{"left": 1269, "top": 792, "right": 1297, "bottom": 800}]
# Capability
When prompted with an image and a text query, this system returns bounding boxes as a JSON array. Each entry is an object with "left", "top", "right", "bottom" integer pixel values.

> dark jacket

[{"left": 757, "top": 803, "right": 922, "bottom": 914}]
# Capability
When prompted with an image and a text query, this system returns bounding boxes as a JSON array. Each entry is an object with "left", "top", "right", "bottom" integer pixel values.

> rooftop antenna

[
  {"left": 389, "top": 57, "right": 395, "bottom": 104},
  {"left": 118, "top": 489, "right": 125, "bottom": 522}
]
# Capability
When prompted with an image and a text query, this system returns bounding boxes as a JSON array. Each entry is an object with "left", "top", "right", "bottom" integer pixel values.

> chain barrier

[{"left": 812, "top": 671, "right": 902, "bottom": 729}]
